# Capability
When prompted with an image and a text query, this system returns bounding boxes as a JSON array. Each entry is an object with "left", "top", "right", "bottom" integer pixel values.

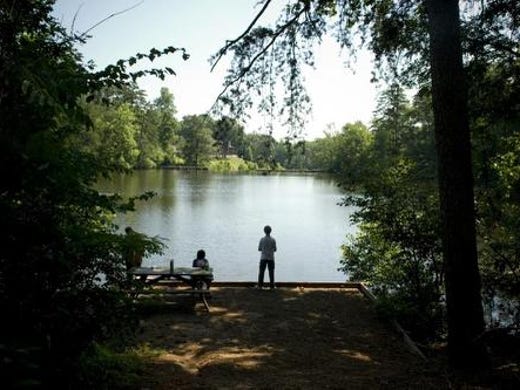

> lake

[{"left": 98, "top": 170, "right": 358, "bottom": 282}]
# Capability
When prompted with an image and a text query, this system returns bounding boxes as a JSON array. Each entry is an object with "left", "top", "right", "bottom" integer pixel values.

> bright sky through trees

[{"left": 53, "top": 0, "right": 378, "bottom": 139}]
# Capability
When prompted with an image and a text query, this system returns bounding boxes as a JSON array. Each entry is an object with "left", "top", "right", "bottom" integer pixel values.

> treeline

[
  {"left": 74, "top": 84, "right": 286, "bottom": 170},
  {"left": 78, "top": 84, "right": 377, "bottom": 172}
]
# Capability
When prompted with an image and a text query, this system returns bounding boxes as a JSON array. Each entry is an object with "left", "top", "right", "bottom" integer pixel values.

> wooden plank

[{"left": 358, "top": 282, "right": 426, "bottom": 361}]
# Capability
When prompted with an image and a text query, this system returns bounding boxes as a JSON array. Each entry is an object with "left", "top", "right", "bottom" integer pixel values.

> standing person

[{"left": 257, "top": 225, "right": 277, "bottom": 289}]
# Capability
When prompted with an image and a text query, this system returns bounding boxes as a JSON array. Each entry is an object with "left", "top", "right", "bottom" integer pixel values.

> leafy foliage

[
  {"left": 178, "top": 115, "right": 217, "bottom": 166},
  {"left": 213, "top": 116, "right": 246, "bottom": 158},
  {"left": 338, "top": 84, "right": 442, "bottom": 340},
  {"left": 208, "top": 155, "right": 257, "bottom": 172},
  {"left": 0, "top": 1, "right": 182, "bottom": 385},
  {"left": 307, "top": 122, "right": 373, "bottom": 182},
  {"left": 74, "top": 343, "right": 146, "bottom": 388}
]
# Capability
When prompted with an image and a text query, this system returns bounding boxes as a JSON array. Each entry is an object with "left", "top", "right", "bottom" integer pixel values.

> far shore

[{"left": 156, "top": 165, "right": 328, "bottom": 174}]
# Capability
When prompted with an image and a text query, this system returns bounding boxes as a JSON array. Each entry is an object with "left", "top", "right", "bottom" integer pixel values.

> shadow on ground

[{"left": 134, "top": 287, "right": 448, "bottom": 389}]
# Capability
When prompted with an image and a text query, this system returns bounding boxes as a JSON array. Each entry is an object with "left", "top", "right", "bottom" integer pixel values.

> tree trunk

[{"left": 425, "top": 0, "right": 487, "bottom": 368}]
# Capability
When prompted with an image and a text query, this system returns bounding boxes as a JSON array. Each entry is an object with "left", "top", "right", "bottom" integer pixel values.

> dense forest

[
  {"left": 0, "top": 0, "right": 519, "bottom": 387},
  {"left": 72, "top": 82, "right": 373, "bottom": 173}
]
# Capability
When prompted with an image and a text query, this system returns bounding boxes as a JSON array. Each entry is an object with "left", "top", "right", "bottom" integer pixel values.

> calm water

[{"left": 98, "top": 170, "right": 357, "bottom": 282}]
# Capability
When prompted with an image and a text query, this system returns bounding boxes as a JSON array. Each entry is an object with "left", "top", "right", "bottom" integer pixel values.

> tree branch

[
  {"left": 210, "top": 0, "right": 273, "bottom": 72},
  {"left": 80, "top": 1, "right": 144, "bottom": 37},
  {"left": 212, "top": 4, "right": 308, "bottom": 109},
  {"left": 71, "top": 2, "right": 84, "bottom": 34}
]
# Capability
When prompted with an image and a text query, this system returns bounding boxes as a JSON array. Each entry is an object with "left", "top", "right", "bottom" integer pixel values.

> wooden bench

[{"left": 136, "top": 287, "right": 212, "bottom": 312}]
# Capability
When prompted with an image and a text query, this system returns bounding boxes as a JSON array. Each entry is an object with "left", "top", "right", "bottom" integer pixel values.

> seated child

[{"left": 192, "top": 249, "right": 210, "bottom": 269}]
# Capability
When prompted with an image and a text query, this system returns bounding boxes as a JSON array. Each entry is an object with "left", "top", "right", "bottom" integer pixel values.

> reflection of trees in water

[{"left": 180, "top": 171, "right": 214, "bottom": 205}]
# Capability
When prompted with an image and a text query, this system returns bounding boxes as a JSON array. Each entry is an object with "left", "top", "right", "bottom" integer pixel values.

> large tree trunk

[{"left": 425, "top": 0, "right": 487, "bottom": 368}]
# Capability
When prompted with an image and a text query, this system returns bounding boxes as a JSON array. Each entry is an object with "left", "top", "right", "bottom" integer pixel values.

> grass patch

[
  {"left": 208, "top": 156, "right": 257, "bottom": 172},
  {"left": 75, "top": 342, "right": 164, "bottom": 389}
]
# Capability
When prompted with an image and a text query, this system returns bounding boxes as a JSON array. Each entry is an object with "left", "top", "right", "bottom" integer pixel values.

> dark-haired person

[
  {"left": 192, "top": 249, "right": 210, "bottom": 270},
  {"left": 257, "top": 225, "right": 277, "bottom": 289}
]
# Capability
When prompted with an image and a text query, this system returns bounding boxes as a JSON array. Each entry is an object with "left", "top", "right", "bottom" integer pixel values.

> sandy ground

[{"left": 133, "top": 286, "right": 451, "bottom": 389}]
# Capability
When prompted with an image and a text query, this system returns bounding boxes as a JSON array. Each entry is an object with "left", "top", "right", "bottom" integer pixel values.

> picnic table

[{"left": 129, "top": 266, "right": 214, "bottom": 312}]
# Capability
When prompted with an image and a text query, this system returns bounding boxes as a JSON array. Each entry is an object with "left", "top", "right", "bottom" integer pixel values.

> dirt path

[{"left": 134, "top": 287, "right": 447, "bottom": 389}]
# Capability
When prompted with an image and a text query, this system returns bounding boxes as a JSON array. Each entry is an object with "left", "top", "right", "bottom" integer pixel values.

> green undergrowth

[{"left": 74, "top": 342, "right": 164, "bottom": 389}]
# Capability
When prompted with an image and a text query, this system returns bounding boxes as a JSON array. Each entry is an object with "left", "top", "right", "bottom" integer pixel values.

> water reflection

[
  {"left": 97, "top": 171, "right": 358, "bottom": 282},
  {"left": 157, "top": 169, "right": 176, "bottom": 211}
]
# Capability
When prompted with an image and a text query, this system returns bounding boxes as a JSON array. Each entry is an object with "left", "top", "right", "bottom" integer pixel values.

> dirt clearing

[{"left": 132, "top": 286, "right": 451, "bottom": 389}]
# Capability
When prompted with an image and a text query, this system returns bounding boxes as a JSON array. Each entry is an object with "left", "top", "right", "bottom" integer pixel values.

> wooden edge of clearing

[
  {"left": 209, "top": 281, "right": 361, "bottom": 288},
  {"left": 358, "top": 282, "right": 427, "bottom": 361}
]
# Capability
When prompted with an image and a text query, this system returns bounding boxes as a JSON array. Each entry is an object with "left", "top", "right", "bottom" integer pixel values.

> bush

[
  {"left": 208, "top": 156, "right": 256, "bottom": 172},
  {"left": 74, "top": 343, "right": 144, "bottom": 389}
]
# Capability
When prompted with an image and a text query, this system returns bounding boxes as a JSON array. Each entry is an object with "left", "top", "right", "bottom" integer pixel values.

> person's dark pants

[{"left": 258, "top": 259, "right": 275, "bottom": 288}]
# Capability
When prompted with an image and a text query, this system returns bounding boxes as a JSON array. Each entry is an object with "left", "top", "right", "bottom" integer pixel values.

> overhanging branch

[
  {"left": 210, "top": 0, "right": 273, "bottom": 72},
  {"left": 80, "top": 1, "right": 144, "bottom": 37},
  {"left": 212, "top": 3, "right": 309, "bottom": 109}
]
